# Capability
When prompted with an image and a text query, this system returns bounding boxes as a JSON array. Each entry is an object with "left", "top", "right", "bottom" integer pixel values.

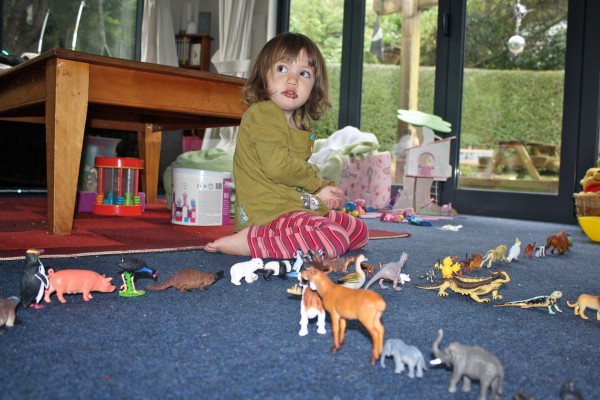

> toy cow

[{"left": 44, "top": 269, "right": 116, "bottom": 303}]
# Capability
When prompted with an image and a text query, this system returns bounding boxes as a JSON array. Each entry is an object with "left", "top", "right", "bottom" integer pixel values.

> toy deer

[
  {"left": 300, "top": 265, "right": 386, "bottom": 365},
  {"left": 309, "top": 249, "right": 355, "bottom": 274}
]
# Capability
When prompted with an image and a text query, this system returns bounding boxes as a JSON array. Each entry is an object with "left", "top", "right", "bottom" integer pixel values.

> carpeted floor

[
  {"left": 0, "top": 197, "right": 408, "bottom": 259},
  {"left": 1, "top": 198, "right": 598, "bottom": 399}
]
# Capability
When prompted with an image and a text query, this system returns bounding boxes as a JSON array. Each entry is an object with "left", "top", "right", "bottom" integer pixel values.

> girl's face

[{"left": 266, "top": 49, "right": 315, "bottom": 126}]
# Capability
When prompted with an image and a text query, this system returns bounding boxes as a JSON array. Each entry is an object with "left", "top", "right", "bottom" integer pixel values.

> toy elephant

[
  {"left": 431, "top": 329, "right": 504, "bottom": 400},
  {"left": 380, "top": 338, "right": 427, "bottom": 378}
]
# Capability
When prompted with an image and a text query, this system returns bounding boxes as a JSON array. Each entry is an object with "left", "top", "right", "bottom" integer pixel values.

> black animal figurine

[
  {"left": 117, "top": 257, "right": 157, "bottom": 297},
  {"left": 20, "top": 249, "right": 48, "bottom": 309}
]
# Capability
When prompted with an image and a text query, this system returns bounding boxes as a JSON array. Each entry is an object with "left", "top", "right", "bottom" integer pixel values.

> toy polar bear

[{"left": 230, "top": 258, "right": 264, "bottom": 285}]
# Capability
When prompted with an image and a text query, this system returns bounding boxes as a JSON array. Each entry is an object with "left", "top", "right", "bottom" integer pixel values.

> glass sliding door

[
  {"left": 457, "top": 0, "right": 567, "bottom": 194},
  {"left": 290, "top": 0, "right": 344, "bottom": 138},
  {"left": 437, "top": 0, "right": 598, "bottom": 224},
  {"left": 362, "top": 1, "right": 438, "bottom": 183}
]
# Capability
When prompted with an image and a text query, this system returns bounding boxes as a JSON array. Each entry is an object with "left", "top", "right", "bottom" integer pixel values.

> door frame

[{"left": 435, "top": 0, "right": 600, "bottom": 224}]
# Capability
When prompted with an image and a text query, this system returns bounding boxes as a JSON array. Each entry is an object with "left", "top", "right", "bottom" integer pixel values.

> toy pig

[{"left": 44, "top": 269, "right": 116, "bottom": 303}]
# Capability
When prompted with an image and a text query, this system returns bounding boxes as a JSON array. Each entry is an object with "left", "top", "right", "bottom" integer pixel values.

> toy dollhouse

[{"left": 393, "top": 110, "right": 456, "bottom": 214}]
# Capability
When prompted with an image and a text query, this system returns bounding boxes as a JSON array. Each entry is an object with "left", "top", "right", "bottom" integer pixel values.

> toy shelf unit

[
  {"left": 175, "top": 33, "right": 212, "bottom": 71},
  {"left": 93, "top": 157, "right": 144, "bottom": 216}
]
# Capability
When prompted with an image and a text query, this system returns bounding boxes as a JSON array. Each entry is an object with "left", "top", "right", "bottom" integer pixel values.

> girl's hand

[{"left": 316, "top": 186, "right": 344, "bottom": 210}]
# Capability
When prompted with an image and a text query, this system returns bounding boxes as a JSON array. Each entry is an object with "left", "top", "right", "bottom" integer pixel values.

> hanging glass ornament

[{"left": 508, "top": 0, "right": 528, "bottom": 56}]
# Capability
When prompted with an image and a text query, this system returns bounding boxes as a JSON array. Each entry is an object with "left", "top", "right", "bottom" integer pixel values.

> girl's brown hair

[{"left": 243, "top": 32, "right": 331, "bottom": 130}]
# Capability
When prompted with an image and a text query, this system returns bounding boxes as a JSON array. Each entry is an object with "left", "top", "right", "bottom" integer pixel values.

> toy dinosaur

[
  {"left": 481, "top": 245, "right": 509, "bottom": 268},
  {"left": 494, "top": 290, "right": 563, "bottom": 314},
  {"left": 415, "top": 270, "right": 510, "bottom": 303},
  {"left": 364, "top": 252, "right": 409, "bottom": 291},
  {"left": 146, "top": 268, "right": 224, "bottom": 292}
]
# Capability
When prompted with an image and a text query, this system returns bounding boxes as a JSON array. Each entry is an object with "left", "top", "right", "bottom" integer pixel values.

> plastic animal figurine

[
  {"left": 288, "top": 249, "right": 304, "bottom": 278},
  {"left": 494, "top": 290, "right": 563, "bottom": 314},
  {"left": 263, "top": 260, "right": 291, "bottom": 280},
  {"left": 293, "top": 270, "right": 326, "bottom": 336},
  {"left": 507, "top": 237, "right": 521, "bottom": 261},
  {"left": 468, "top": 253, "right": 483, "bottom": 272},
  {"left": 117, "top": 257, "right": 157, "bottom": 297},
  {"left": 364, "top": 252, "right": 409, "bottom": 291},
  {"left": 435, "top": 256, "right": 461, "bottom": 279},
  {"left": 534, "top": 245, "right": 546, "bottom": 257},
  {"left": 146, "top": 268, "right": 224, "bottom": 292},
  {"left": 337, "top": 254, "right": 367, "bottom": 289},
  {"left": 431, "top": 329, "right": 504, "bottom": 400},
  {"left": 415, "top": 270, "right": 510, "bottom": 303},
  {"left": 300, "top": 266, "right": 386, "bottom": 365},
  {"left": 309, "top": 249, "right": 355, "bottom": 274},
  {"left": 481, "top": 245, "right": 509, "bottom": 268},
  {"left": 380, "top": 338, "right": 427, "bottom": 378},
  {"left": 567, "top": 293, "right": 600, "bottom": 320},
  {"left": 230, "top": 258, "right": 264, "bottom": 285},
  {"left": 0, "top": 297, "right": 20, "bottom": 333},
  {"left": 546, "top": 231, "right": 572, "bottom": 255},
  {"left": 419, "top": 268, "right": 436, "bottom": 282},
  {"left": 524, "top": 241, "right": 536, "bottom": 259},
  {"left": 43, "top": 269, "right": 116, "bottom": 303},
  {"left": 560, "top": 380, "right": 583, "bottom": 400},
  {"left": 20, "top": 248, "right": 49, "bottom": 309}
]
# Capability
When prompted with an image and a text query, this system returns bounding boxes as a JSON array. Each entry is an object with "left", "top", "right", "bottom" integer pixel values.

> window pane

[
  {"left": 457, "top": 0, "right": 567, "bottom": 194},
  {"left": 290, "top": 0, "right": 344, "bottom": 138},
  {"left": 2, "top": 0, "right": 138, "bottom": 60},
  {"left": 362, "top": 2, "right": 438, "bottom": 183}
]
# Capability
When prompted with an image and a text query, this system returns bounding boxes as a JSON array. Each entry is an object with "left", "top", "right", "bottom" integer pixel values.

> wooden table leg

[
  {"left": 45, "top": 58, "right": 89, "bottom": 235},
  {"left": 138, "top": 124, "right": 162, "bottom": 204}
]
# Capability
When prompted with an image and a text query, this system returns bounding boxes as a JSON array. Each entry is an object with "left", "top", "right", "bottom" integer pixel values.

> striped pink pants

[{"left": 247, "top": 210, "right": 369, "bottom": 259}]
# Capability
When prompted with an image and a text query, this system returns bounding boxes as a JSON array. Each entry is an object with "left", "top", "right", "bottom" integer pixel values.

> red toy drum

[{"left": 93, "top": 157, "right": 144, "bottom": 216}]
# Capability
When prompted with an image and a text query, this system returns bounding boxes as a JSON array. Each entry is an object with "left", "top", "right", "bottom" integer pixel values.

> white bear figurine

[{"left": 230, "top": 258, "right": 264, "bottom": 285}]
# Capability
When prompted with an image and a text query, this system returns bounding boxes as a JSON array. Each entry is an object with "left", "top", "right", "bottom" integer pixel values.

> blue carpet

[{"left": 0, "top": 214, "right": 597, "bottom": 399}]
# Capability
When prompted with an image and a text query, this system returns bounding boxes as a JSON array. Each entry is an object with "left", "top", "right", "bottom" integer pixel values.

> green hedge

[{"left": 314, "top": 64, "right": 564, "bottom": 152}]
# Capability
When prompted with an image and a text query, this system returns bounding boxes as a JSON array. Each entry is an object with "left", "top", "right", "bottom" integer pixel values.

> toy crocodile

[
  {"left": 415, "top": 270, "right": 510, "bottom": 303},
  {"left": 494, "top": 290, "right": 563, "bottom": 314}
]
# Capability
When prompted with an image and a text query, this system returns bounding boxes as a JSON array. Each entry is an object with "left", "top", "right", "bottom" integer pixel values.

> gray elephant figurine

[
  {"left": 380, "top": 338, "right": 427, "bottom": 378},
  {"left": 431, "top": 329, "right": 504, "bottom": 400}
]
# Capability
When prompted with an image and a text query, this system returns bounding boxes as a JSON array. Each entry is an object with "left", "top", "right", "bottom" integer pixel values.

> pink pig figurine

[{"left": 44, "top": 269, "right": 116, "bottom": 303}]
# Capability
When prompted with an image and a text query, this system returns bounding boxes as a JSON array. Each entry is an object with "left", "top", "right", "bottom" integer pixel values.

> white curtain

[
  {"left": 202, "top": 0, "right": 257, "bottom": 151},
  {"left": 141, "top": 0, "right": 179, "bottom": 67}
]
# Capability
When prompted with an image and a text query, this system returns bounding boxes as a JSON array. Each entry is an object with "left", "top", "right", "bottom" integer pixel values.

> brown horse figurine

[{"left": 301, "top": 265, "right": 386, "bottom": 365}]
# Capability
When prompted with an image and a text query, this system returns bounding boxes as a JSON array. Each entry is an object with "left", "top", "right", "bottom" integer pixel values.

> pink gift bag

[{"left": 339, "top": 151, "right": 392, "bottom": 209}]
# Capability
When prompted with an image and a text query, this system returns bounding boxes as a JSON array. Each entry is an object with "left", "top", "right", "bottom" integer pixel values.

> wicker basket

[{"left": 573, "top": 193, "right": 600, "bottom": 216}]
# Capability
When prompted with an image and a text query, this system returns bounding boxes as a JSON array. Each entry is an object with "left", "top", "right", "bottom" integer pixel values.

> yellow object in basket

[{"left": 577, "top": 216, "right": 600, "bottom": 242}]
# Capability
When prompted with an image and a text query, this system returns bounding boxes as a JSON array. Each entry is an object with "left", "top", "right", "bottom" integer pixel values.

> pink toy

[{"left": 44, "top": 269, "right": 116, "bottom": 303}]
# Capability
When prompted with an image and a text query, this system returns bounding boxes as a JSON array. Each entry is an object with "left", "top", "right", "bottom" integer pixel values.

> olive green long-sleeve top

[{"left": 233, "top": 100, "right": 332, "bottom": 232}]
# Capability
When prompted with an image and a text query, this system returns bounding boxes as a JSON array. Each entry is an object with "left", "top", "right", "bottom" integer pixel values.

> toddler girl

[{"left": 205, "top": 32, "right": 368, "bottom": 258}]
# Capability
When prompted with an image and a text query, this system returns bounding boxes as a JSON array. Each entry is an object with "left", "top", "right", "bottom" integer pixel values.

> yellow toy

[
  {"left": 578, "top": 159, "right": 600, "bottom": 194},
  {"left": 435, "top": 256, "right": 461, "bottom": 279},
  {"left": 567, "top": 294, "right": 600, "bottom": 320},
  {"left": 481, "top": 245, "right": 509, "bottom": 268}
]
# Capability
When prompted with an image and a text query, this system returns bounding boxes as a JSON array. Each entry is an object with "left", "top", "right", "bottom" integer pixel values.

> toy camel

[{"left": 300, "top": 265, "right": 386, "bottom": 365}]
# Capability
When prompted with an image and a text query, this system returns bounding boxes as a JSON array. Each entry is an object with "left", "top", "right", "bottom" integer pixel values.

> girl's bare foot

[{"left": 204, "top": 227, "right": 251, "bottom": 256}]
